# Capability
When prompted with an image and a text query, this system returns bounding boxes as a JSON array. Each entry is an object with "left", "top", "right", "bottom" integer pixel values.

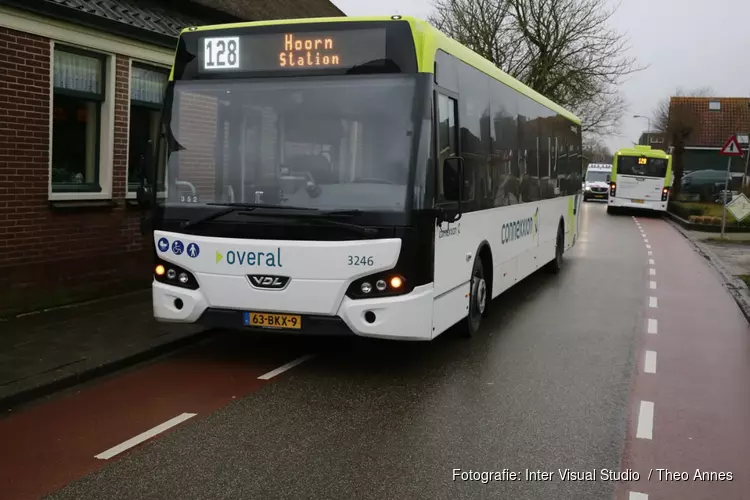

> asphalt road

[
  {"left": 2, "top": 201, "right": 746, "bottom": 500},
  {"left": 27, "top": 201, "right": 641, "bottom": 500}
]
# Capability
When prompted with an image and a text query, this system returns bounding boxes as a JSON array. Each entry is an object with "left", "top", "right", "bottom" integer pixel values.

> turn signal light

[
  {"left": 609, "top": 182, "right": 617, "bottom": 197},
  {"left": 153, "top": 259, "right": 199, "bottom": 290},
  {"left": 389, "top": 276, "right": 403, "bottom": 289},
  {"left": 661, "top": 187, "right": 669, "bottom": 201}
]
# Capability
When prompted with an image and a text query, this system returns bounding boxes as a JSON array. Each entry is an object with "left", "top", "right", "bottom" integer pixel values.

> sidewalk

[
  {"left": 666, "top": 220, "right": 750, "bottom": 323},
  {"left": 0, "top": 290, "right": 211, "bottom": 411}
]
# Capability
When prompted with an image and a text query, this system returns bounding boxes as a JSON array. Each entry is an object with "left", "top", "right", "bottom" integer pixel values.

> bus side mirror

[
  {"left": 136, "top": 140, "right": 155, "bottom": 210},
  {"left": 438, "top": 156, "right": 464, "bottom": 224},
  {"left": 443, "top": 156, "right": 464, "bottom": 202},
  {"left": 136, "top": 185, "right": 153, "bottom": 208}
]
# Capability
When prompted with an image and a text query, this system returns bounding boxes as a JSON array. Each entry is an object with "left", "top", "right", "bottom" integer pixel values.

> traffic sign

[
  {"left": 726, "top": 193, "right": 750, "bottom": 222},
  {"left": 720, "top": 135, "right": 744, "bottom": 157}
]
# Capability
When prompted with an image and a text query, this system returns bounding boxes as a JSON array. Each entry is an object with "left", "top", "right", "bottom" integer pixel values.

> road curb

[
  {"left": 663, "top": 216, "right": 750, "bottom": 325},
  {"left": 0, "top": 328, "right": 216, "bottom": 412}
]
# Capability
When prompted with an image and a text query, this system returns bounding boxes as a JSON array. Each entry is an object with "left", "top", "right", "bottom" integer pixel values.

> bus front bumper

[{"left": 152, "top": 281, "right": 435, "bottom": 341}]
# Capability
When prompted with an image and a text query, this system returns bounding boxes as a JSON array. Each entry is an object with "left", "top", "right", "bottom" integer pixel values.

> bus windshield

[
  {"left": 617, "top": 156, "right": 668, "bottom": 178},
  {"left": 160, "top": 75, "right": 418, "bottom": 213}
]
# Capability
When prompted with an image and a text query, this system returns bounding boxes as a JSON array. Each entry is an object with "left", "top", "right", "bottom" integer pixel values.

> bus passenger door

[{"left": 433, "top": 92, "right": 471, "bottom": 300}]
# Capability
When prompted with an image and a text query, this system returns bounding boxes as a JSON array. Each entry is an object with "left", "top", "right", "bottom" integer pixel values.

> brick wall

[{"left": 0, "top": 26, "right": 151, "bottom": 316}]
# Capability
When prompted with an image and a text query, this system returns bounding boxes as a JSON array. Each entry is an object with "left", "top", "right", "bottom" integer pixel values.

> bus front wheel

[
  {"left": 545, "top": 224, "right": 564, "bottom": 274},
  {"left": 459, "top": 257, "right": 487, "bottom": 338}
]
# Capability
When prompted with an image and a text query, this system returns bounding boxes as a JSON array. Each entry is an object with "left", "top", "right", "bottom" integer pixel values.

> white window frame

[
  {"left": 0, "top": 4, "right": 174, "bottom": 201},
  {"left": 48, "top": 41, "right": 115, "bottom": 201},
  {"left": 125, "top": 59, "right": 171, "bottom": 201}
]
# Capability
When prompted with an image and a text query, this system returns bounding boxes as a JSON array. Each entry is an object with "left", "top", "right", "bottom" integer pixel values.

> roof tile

[
  {"left": 38, "top": 0, "right": 345, "bottom": 39},
  {"left": 668, "top": 97, "right": 750, "bottom": 148}
]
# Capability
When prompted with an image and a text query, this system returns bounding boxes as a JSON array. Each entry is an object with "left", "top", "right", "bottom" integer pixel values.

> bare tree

[
  {"left": 583, "top": 137, "right": 613, "bottom": 163},
  {"left": 428, "top": 0, "right": 642, "bottom": 138},
  {"left": 651, "top": 87, "right": 712, "bottom": 198}
]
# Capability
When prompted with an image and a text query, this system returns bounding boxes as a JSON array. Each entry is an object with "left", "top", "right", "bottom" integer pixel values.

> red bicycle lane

[
  {"left": 616, "top": 216, "right": 750, "bottom": 500},
  {"left": 0, "top": 333, "right": 312, "bottom": 500}
]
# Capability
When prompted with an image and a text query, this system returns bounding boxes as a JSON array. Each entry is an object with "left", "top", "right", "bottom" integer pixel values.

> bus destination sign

[{"left": 200, "top": 28, "right": 387, "bottom": 73}]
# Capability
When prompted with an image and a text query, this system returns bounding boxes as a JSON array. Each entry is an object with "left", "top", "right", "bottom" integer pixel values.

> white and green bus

[
  {"left": 608, "top": 145, "right": 672, "bottom": 214},
  {"left": 137, "top": 16, "right": 583, "bottom": 340}
]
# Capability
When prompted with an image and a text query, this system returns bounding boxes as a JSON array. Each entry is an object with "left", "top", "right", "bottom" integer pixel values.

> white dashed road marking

[
  {"left": 637, "top": 401, "right": 654, "bottom": 440},
  {"left": 648, "top": 318, "right": 658, "bottom": 334},
  {"left": 649, "top": 268, "right": 656, "bottom": 276},
  {"left": 649, "top": 296, "right": 658, "bottom": 308},
  {"left": 258, "top": 354, "right": 316, "bottom": 380},
  {"left": 95, "top": 413, "right": 197, "bottom": 460},
  {"left": 649, "top": 259, "right": 655, "bottom": 265},
  {"left": 646, "top": 244, "right": 651, "bottom": 249},
  {"left": 629, "top": 492, "right": 648, "bottom": 500},
  {"left": 649, "top": 281, "right": 657, "bottom": 289},
  {"left": 644, "top": 351, "right": 657, "bottom": 374}
]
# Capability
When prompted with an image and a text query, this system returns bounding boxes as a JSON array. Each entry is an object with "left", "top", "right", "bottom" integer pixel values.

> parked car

[{"left": 680, "top": 170, "right": 741, "bottom": 201}]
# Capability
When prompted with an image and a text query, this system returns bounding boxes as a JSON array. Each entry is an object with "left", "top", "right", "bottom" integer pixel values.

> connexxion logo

[
  {"left": 501, "top": 208, "right": 539, "bottom": 244},
  {"left": 215, "top": 248, "right": 283, "bottom": 267}
]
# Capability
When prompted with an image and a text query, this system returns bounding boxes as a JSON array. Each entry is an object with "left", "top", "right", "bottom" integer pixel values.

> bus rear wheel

[{"left": 459, "top": 257, "right": 486, "bottom": 338}]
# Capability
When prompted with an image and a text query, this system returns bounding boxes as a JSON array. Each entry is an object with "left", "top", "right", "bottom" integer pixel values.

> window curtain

[
  {"left": 53, "top": 49, "right": 102, "bottom": 94},
  {"left": 131, "top": 66, "right": 167, "bottom": 104}
]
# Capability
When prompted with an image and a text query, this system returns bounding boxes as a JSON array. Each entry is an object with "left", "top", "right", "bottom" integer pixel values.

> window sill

[
  {"left": 48, "top": 192, "right": 112, "bottom": 202},
  {"left": 49, "top": 200, "right": 118, "bottom": 211},
  {"left": 125, "top": 191, "right": 167, "bottom": 200}
]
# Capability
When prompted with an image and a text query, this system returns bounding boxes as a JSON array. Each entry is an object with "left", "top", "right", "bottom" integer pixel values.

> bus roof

[
  {"left": 614, "top": 145, "right": 671, "bottom": 159},
  {"left": 177, "top": 16, "right": 581, "bottom": 125}
]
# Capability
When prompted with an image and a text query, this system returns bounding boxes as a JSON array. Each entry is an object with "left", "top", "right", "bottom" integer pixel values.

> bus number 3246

[{"left": 348, "top": 256, "right": 374, "bottom": 266}]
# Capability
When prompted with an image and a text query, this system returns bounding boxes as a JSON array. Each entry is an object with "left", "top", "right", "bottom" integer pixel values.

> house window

[
  {"left": 128, "top": 64, "right": 169, "bottom": 193},
  {"left": 650, "top": 135, "right": 662, "bottom": 143},
  {"left": 709, "top": 101, "right": 721, "bottom": 111},
  {"left": 51, "top": 47, "right": 106, "bottom": 192}
]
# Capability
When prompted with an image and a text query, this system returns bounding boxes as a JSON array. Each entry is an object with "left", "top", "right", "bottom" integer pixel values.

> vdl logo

[{"left": 248, "top": 275, "right": 290, "bottom": 290}]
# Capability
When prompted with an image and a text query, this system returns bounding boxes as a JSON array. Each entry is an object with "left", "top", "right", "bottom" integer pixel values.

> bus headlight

[
  {"left": 347, "top": 271, "right": 409, "bottom": 299},
  {"left": 154, "top": 258, "right": 199, "bottom": 290}
]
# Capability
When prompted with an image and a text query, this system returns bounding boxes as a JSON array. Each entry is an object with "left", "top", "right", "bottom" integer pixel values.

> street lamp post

[{"left": 634, "top": 115, "right": 651, "bottom": 145}]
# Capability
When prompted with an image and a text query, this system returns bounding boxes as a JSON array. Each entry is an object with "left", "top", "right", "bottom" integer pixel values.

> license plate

[
  {"left": 244, "top": 312, "right": 302, "bottom": 329},
  {"left": 632, "top": 199, "right": 644, "bottom": 204}
]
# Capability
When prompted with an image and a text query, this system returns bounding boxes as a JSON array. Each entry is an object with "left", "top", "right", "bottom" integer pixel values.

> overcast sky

[{"left": 331, "top": 0, "right": 750, "bottom": 151}]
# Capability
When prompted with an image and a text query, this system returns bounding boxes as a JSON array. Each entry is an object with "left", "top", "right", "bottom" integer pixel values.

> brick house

[
  {"left": 666, "top": 97, "right": 750, "bottom": 174},
  {"left": 0, "top": 0, "right": 344, "bottom": 316}
]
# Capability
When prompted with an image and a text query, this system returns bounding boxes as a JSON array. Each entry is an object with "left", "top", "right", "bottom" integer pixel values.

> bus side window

[{"left": 437, "top": 93, "right": 458, "bottom": 202}]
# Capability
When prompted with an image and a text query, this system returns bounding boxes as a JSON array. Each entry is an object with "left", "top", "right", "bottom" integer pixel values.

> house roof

[
  {"left": 189, "top": 0, "right": 345, "bottom": 20},
  {"left": 668, "top": 97, "right": 750, "bottom": 148},
  {"left": 0, "top": 0, "right": 344, "bottom": 47}
]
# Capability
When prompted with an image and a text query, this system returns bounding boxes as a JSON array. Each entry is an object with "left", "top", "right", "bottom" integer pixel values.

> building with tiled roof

[
  {"left": 637, "top": 130, "right": 667, "bottom": 152},
  {"left": 0, "top": 0, "right": 344, "bottom": 315},
  {"left": 666, "top": 97, "right": 750, "bottom": 174}
]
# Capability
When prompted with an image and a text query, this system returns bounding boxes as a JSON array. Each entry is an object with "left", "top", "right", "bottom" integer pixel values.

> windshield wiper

[
  {"left": 180, "top": 203, "right": 317, "bottom": 229},
  {"left": 274, "top": 214, "right": 378, "bottom": 236}
]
